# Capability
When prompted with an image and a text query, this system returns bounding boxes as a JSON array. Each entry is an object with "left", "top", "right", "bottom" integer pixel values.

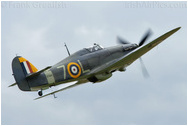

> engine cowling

[{"left": 88, "top": 73, "right": 112, "bottom": 83}]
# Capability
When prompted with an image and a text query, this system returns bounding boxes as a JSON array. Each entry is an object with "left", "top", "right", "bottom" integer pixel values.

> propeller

[
  {"left": 117, "top": 29, "right": 152, "bottom": 78},
  {"left": 117, "top": 36, "right": 131, "bottom": 44},
  {"left": 117, "top": 29, "right": 152, "bottom": 47},
  {"left": 139, "top": 58, "right": 150, "bottom": 78},
  {"left": 138, "top": 29, "right": 152, "bottom": 46}
]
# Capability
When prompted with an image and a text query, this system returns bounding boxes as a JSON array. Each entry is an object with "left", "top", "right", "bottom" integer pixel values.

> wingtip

[
  {"left": 176, "top": 27, "right": 181, "bottom": 30},
  {"left": 169, "top": 27, "right": 181, "bottom": 34}
]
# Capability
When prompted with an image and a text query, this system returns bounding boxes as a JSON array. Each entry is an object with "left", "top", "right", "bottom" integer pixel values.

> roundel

[{"left": 67, "top": 62, "right": 81, "bottom": 78}]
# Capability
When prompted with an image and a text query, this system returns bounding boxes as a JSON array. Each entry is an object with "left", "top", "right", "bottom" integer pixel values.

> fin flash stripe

[
  {"left": 19, "top": 57, "right": 27, "bottom": 63},
  {"left": 26, "top": 61, "right": 33, "bottom": 73},
  {"left": 19, "top": 57, "right": 38, "bottom": 74}
]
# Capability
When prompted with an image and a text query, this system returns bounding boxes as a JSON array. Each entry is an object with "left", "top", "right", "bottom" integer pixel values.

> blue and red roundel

[{"left": 67, "top": 62, "right": 81, "bottom": 78}]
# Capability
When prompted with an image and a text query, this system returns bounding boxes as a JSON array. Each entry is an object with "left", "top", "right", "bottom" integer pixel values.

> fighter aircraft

[{"left": 10, "top": 27, "right": 181, "bottom": 100}]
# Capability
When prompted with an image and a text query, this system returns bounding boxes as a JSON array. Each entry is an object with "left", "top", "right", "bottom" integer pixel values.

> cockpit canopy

[
  {"left": 69, "top": 43, "right": 104, "bottom": 57},
  {"left": 85, "top": 43, "right": 104, "bottom": 52}
]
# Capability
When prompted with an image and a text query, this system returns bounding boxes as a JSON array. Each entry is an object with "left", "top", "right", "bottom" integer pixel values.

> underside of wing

[
  {"left": 88, "top": 27, "right": 181, "bottom": 75},
  {"left": 34, "top": 79, "right": 88, "bottom": 100}
]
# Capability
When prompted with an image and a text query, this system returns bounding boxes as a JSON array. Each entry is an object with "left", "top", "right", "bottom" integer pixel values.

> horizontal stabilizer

[
  {"left": 26, "top": 66, "right": 52, "bottom": 79},
  {"left": 8, "top": 83, "right": 17, "bottom": 87}
]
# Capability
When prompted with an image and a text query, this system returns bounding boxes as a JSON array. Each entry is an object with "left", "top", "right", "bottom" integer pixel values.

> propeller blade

[
  {"left": 139, "top": 29, "right": 152, "bottom": 46},
  {"left": 139, "top": 58, "right": 150, "bottom": 78},
  {"left": 117, "top": 36, "right": 130, "bottom": 44}
]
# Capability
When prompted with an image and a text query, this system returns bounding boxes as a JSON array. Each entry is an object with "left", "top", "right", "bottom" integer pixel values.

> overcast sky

[{"left": 1, "top": 1, "right": 187, "bottom": 125}]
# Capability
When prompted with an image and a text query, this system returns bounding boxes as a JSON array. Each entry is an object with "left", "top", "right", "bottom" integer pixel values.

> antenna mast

[{"left": 64, "top": 43, "right": 70, "bottom": 56}]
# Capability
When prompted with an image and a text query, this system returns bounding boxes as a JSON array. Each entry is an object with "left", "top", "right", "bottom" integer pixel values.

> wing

[
  {"left": 88, "top": 27, "right": 181, "bottom": 75},
  {"left": 34, "top": 79, "right": 88, "bottom": 100}
]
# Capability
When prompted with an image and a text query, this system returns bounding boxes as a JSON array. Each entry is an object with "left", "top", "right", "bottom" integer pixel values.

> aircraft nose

[{"left": 123, "top": 44, "right": 138, "bottom": 51}]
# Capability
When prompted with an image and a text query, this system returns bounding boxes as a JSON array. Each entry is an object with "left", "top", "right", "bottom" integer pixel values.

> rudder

[{"left": 12, "top": 56, "right": 38, "bottom": 91}]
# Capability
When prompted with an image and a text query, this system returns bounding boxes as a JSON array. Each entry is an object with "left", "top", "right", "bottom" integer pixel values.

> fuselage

[
  {"left": 28, "top": 43, "right": 138, "bottom": 91},
  {"left": 11, "top": 27, "right": 181, "bottom": 98}
]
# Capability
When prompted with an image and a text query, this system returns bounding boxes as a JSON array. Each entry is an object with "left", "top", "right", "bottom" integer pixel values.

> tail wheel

[{"left": 38, "top": 90, "right": 43, "bottom": 96}]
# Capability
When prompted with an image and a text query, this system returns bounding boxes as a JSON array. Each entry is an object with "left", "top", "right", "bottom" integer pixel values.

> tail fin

[
  {"left": 18, "top": 57, "right": 38, "bottom": 75},
  {"left": 12, "top": 56, "right": 38, "bottom": 91}
]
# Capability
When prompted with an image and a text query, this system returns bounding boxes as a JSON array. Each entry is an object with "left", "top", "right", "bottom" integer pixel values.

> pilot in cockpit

[
  {"left": 93, "top": 43, "right": 103, "bottom": 51},
  {"left": 86, "top": 43, "right": 104, "bottom": 52}
]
